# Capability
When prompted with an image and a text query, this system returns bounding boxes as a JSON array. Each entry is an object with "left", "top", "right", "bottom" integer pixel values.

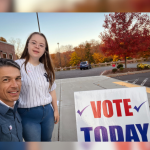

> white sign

[{"left": 74, "top": 87, "right": 150, "bottom": 142}]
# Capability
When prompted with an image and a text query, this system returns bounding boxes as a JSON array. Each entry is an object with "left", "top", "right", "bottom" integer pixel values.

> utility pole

[
  {"left": 57, "top": 43, "right": 61, "bottom": 67},
  {"left": 36, "top": 12, "right": 41, "bottom": 32}
]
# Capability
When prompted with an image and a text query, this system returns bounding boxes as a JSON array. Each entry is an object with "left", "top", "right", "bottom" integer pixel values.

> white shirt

[
  {"left": 0, "top": 100, "right": 15, "bottom": 109},
  {"left": 15, "top": 59, "right": 56, "bottom": 108}
]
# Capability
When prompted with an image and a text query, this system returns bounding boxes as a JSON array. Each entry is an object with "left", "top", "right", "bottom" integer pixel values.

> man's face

[
  {"left": 0, "top": 66, "right": 21, "bottom": 106},
  {"left": 0, "top": 0, "right": 12, "bottom": 12}
]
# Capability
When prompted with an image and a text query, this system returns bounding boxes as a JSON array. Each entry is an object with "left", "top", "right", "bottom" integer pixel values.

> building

[{"left": 0, "top": 40, "right": 16, "bottom": 60}]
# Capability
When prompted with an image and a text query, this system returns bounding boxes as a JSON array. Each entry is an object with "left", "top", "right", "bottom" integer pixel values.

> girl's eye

[
  {"left": 40, "top": 45, "right": 44, "bottom": 48},
  {"left": 32, "top": 42, "right": 36, "bottom": 44}
]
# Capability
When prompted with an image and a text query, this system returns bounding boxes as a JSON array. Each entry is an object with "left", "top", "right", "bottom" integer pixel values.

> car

[{"left": 80, "top": 61, "right": 91, "bottom": 70}]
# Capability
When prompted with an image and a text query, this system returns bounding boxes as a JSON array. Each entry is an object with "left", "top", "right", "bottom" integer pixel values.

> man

[
  {"left": 0, "top": 0, "right": 13, "bottom": 12},
  {"left": 0, "top": 58, "right": 23, "bottom": 141}
]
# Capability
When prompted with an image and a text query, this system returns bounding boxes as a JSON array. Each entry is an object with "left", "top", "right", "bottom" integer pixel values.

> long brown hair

[{"left": 21, "top": 32, "right": 55, "bottom": 89}]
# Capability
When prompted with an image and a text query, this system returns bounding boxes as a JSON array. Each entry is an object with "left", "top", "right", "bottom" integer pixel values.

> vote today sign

[{"left": 74, "top": 87, "right": 150, "bottom": 142}]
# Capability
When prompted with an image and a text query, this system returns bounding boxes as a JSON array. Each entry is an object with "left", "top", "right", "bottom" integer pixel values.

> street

[{"left": 55, "top": 62, "right": 150, "bottom": 79}]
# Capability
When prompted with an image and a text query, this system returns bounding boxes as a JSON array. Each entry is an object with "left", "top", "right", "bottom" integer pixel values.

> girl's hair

[{"left": 20, "top": 32, "right": 55, "bottom": 89}]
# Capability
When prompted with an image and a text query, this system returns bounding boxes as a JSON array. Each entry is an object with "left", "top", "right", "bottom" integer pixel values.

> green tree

[{"left": 70, "top": 52, "right": 81, "bottom": 66}]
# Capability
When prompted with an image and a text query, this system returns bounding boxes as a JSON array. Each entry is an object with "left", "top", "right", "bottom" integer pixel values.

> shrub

[
  {"left": 137, "top": 63, "right": 141, "bottom": 69},
  {"left": 137, "top": 63, "right": 150, "bottom": 70},
  {"left": 112, "top": 68, "right": 118, "bottom": 73},
  {"left": 137, "top": 60, "right": 142, "bottom": 62},
  {"left": 119, "top": 67, "right": 124, "bottom": 71},
  {"left": 117, "top": 64, "right": 123, "bottom": 69},
  {"left": 66, "top": 68, "right": 70, "bottom": 70},
  {"left": 144, "top": 64, "right": 150, "bottom": 69}
]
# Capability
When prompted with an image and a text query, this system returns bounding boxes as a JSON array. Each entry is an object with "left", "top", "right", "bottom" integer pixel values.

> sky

[{"left": 0, "top": 13, "right": 107, "bottom": 54}]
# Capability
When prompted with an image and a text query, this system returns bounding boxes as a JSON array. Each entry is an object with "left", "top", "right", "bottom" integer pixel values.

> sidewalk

[{"left": 52, "top": 75, "right": 150, "bottom": 141}]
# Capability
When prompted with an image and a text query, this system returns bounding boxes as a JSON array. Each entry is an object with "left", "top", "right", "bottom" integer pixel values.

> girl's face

[{"left": 27, "top": 34, "right": 46, "bottom": 60}]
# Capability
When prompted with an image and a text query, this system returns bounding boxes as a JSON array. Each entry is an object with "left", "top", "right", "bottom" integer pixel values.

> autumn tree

[
  {"left": 99, "top": 13, "right": 150, "bottom": 68},
  {"left": 9, "top": 38, "right": 24, "bottom": 59},
  {"left": 50, "top": 53, "right": 57, "bottom": 68},
  {"left": 60, "top": 45, "right": 73, "bottom": 67},
  {"left": 0, "top": 37, "right": 7, "bottom": 42},
  {"left": 74, "top": 44, "right": 86, "bottom": 61},
  {"left": 70, "top": 51, "right": 81, "bottom": 66},
  {"left": 89, "top": 39, "right": 101, "bottom": 54},
  {"left": 85, "top": 43, "right": 94, "bottom": 63},
  {"left": 112, "top": 55, "right": 119, "bottom": 62},
  {"left": 55, "top": 52, "right": 61, "bottom": 67},
  {"left": 92, "top": 53, "right": 105, "bottom": 63},
  {"left": 62, "top": 51, "right": 72, "bottom": 67}
]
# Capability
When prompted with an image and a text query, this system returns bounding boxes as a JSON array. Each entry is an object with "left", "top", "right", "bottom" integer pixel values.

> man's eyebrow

[
  {"left": 2, "top": 76, "right": 21, "bottom": 79},
  {"left": 16, "top": 76, "right": 21, "bottom": 78},
  {"left": 2, "top": 76, "right": 11, "bottom": 79}
]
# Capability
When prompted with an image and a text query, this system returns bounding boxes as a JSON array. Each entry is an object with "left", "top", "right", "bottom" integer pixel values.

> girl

[{"left": 15, "top": 32, "right": 59, "bottom": 141}]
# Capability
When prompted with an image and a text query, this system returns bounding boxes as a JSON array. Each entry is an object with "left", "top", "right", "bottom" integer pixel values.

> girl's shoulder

[{"left": 15, "top": 59, "right": 25, "bottom": 66}]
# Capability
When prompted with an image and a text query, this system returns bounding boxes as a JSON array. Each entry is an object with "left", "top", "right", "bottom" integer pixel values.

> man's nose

[{"left": 10, "top": 80, "right": 18, "bottom": 88}]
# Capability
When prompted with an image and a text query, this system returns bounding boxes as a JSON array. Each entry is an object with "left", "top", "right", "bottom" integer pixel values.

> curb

[
  {"left": 103, "top": 70, "right": 150, "bottom": 77},
  {"left": 100, "top": 70, "right": 106, "bottom": 75}
]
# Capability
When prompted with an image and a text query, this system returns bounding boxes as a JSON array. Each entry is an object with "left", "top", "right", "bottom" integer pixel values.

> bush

[
  {"left": 137, "top": 63, "right": 142, "bottom": 69},
  {"left": 117, "top": 64, "right": 123, "bottom": 69},
  {"left": 137, "top": 60, "right": 142, "bottom": 62},
  {"left": 66, "top": 68, "right": 70, "bottom": 70},
  {"left": 144, "top": 64, "right": 150, "bottom": 69},
  {"left": 112, "top": 68, "right": 118, "bottom": 73},
  {"left": 137, "top": 63, "right": 150, "bottom": 69},
  {"left": 119, "top": 67, "right": 124, "bottom": 71}
]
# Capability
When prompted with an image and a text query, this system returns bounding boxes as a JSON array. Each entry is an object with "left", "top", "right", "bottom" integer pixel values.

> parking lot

[{"left": 112, "top": 72, "right": 150, "bottom": 87}]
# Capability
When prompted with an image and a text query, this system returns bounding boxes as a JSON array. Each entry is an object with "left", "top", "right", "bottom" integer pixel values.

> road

[{"left": 55, "top": 62, "right": 150, "bottom": 79}]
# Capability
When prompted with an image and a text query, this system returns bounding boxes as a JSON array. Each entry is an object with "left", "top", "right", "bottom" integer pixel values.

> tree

[
  {"left": 99, "top": 13, "right": 150, "bottom": 68},
  {"left": 70, "top": 52, "right": 81, "bottom": 66},
  {"left": 92, "top": 53, "right": 105, "bottom": 63},
  {"left": 85, "top": 43, "right": 94, "bottom": 63},
  {"left": 62, "top": 51, "right": 72, "bottom": 67},
  {"left": 60, "top": 45, "right": 74, "bottom": 53},
  {"left": 74, "top": 44, "right": 86, "bottom": 61},
  {"left": 0, "top": 37, "right": 7, "bottom": 42},
  {"left": 9, "top": 38, "right": 24, "bottom": 59}
]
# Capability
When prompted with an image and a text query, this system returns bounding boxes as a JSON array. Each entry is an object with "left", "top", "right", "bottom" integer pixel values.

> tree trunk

[{"left": 125, "top": 56, "right": 127, "bottom": 69}]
